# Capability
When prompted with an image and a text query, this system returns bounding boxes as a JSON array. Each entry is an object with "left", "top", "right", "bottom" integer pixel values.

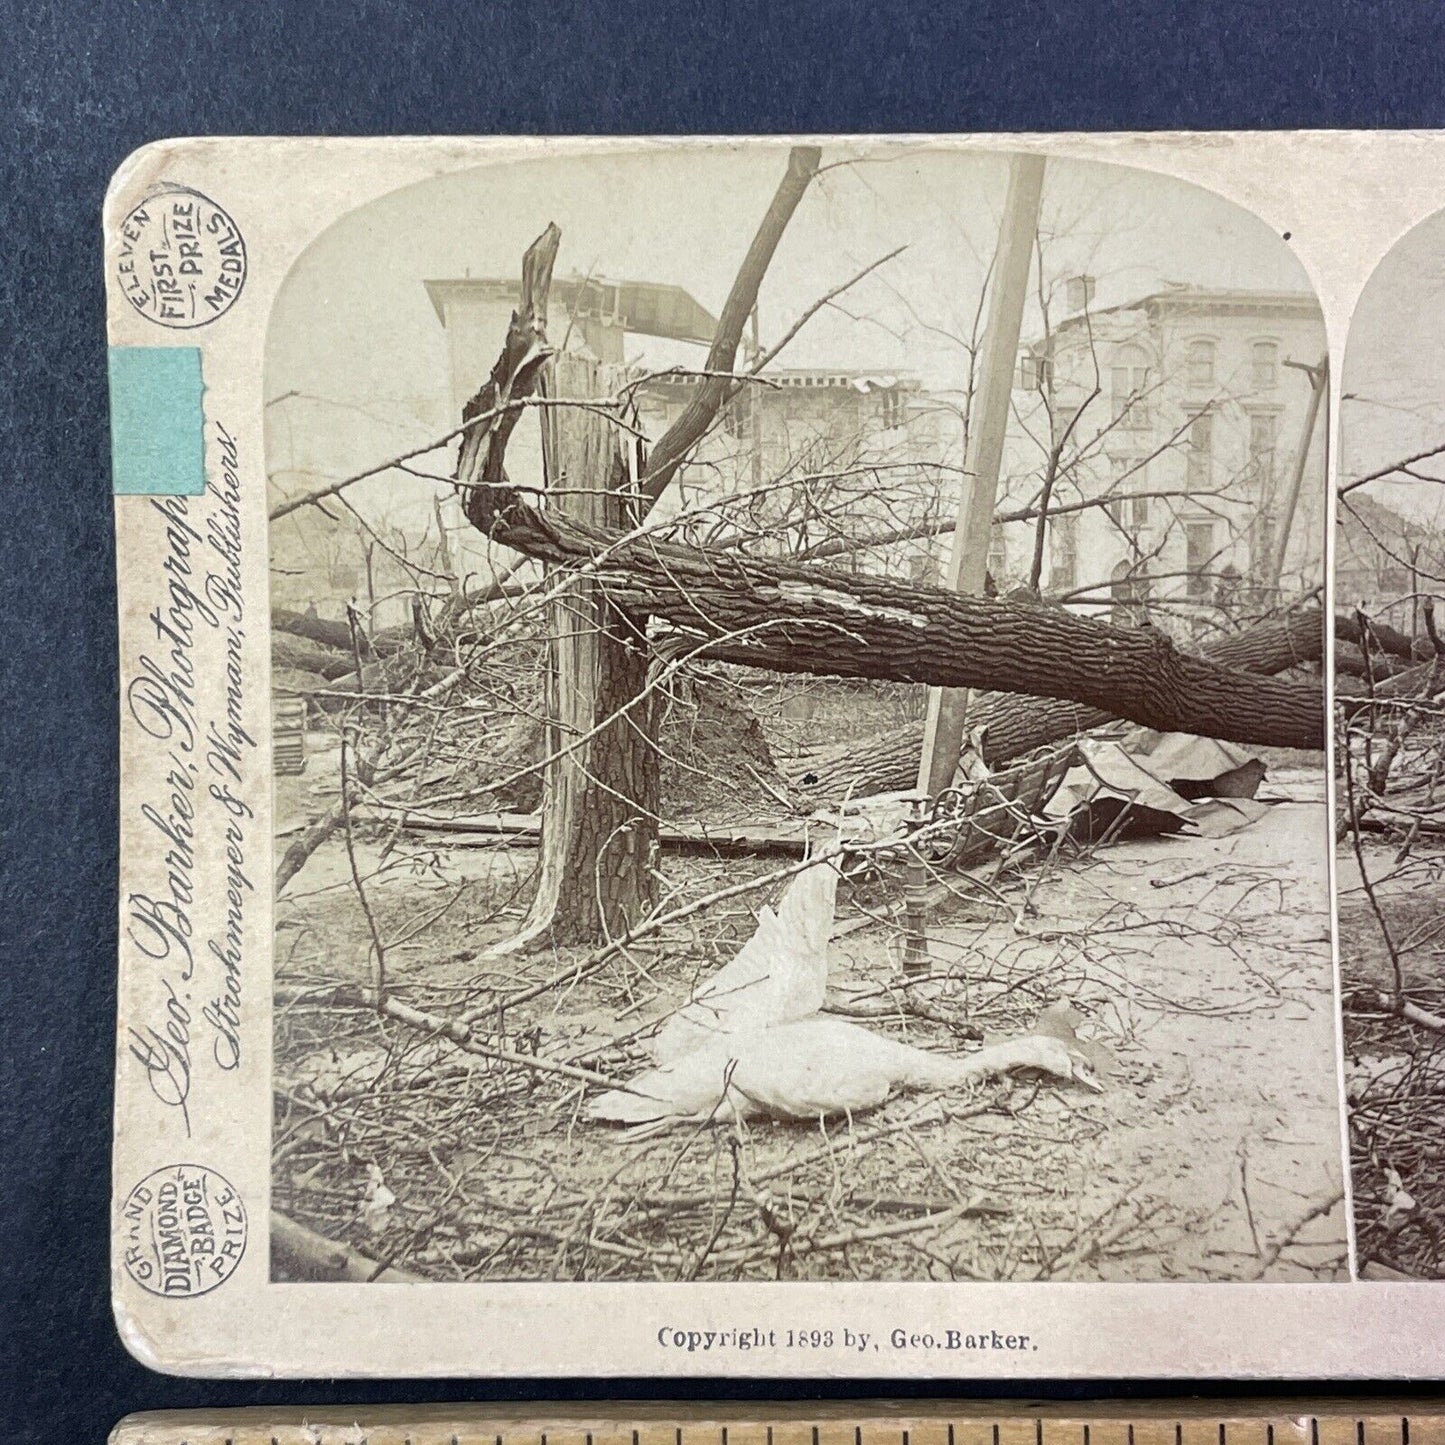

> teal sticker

[{"left": 108, "top": 346, "right": 206, "bottom": 495}]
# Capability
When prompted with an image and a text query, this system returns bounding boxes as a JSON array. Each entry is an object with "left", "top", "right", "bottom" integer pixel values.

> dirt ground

[{"left": 271, "top": 750, "right": 1347, "bottom": 1284}]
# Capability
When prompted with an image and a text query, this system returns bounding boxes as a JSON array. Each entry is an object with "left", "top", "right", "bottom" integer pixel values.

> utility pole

[
  {"left": 1270, "top": 355, "right": 1329, "bottom": 593},
  {"left": 916, "top": 153, "right": 1046, "bottom": 797}
]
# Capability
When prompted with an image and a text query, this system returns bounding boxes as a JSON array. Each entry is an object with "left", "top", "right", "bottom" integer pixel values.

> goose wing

[{"left": 652, "top": 859, "right": 837, "bottom": 1063}]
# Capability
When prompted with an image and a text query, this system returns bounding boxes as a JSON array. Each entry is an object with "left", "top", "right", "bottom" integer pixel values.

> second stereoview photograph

[
  {"left": 1337, "top": 205, "right": 1445, "bottom": 1282},
  {"left": 262, "top": 144, "right": 1344, "bottom": 1285}
]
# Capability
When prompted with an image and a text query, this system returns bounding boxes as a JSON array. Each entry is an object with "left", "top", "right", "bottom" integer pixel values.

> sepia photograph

[
  {"left": 1336, "top": 207, "right": 1445, "bottom": 1281},
  {"left": 258, "top": 144, "right": 1345, "bottom": 1286}
]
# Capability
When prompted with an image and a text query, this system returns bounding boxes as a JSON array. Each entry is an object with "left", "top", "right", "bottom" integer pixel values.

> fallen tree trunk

[
  {"left": 1336, "top": 660, "right": 1444, "bottom": 705},
  {"left": 1335, "top": 641, "right": 1413, "bottom": 681},
  {"left": 467, "top": 497, "right": 1325, "bottom": 752},
  {"left": 792, "top": 608, "right": 1325, "bottom": 797},
  {"left": 272, "top": 607, "right": 418, "bottom": 658},
  {"left": 271, "top": 607, "right": 364, "bottom": 654},
  {"left": 272, "top": 633, "right": 356, "bottom": 680},
  {"left": 1335, "top": 610, "right": 1425, "bottom": 662},
  {"left": 270, "top": 1209, "right": 421, "bottom": 1283}
]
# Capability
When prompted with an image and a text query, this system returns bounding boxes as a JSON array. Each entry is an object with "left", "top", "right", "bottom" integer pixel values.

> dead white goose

[{"left": 589, "top": 1011, "right": 1103, "bottom": 1132}]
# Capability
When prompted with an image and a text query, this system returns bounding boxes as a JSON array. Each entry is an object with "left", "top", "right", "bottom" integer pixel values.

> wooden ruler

[{"left": 110, "top": 1402, "right": 1445, "bottom": 1445}]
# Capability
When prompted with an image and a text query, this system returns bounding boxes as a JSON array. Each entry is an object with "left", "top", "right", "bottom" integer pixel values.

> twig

[
  {"left": 360, "top": 986, "right": 635, "bottom": 1094},
  {"left": 339, "top": 726, "right": 389, "bottom": 1003},
  {"left": 1245, "top": 1187, "right": 1345, "bottom": 1279}
]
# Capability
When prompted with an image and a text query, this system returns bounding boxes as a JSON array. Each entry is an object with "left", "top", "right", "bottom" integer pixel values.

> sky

[
  {"left": 1339, "top": 205, "right": 1445, "bottom": 525},
  {"left": 264, "top": 142, "right": 1319, "bottom": 532}
]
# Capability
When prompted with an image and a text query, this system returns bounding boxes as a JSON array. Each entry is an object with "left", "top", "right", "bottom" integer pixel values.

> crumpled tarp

[{"left": 1044, "top": 729, "right": 1270, "bottom": 840}]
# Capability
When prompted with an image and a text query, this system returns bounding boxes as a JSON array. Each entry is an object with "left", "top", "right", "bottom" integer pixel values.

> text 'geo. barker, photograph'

[{"left": 263, "top": 145, "right": 1343, "bottom": 1286}]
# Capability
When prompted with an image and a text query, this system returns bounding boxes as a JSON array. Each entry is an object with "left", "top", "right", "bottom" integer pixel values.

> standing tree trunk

[
  {"left": 457, "top": 151, "right": 822, "bottom": 946},
  {"left": 509, "top": 355, "right": 660, "bottom": 948}
]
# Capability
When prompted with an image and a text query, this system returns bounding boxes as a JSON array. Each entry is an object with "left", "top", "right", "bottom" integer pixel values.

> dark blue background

[{"left": 3, "top": 1, "right": 1444, "bottom": 1438}]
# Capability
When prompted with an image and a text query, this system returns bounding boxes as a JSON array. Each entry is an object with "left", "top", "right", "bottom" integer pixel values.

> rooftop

[
  {"left": 424, "top": 274, "right": 719, "bottom": 346},
  {"left": 1049, "top": 283, "right": 1322, "bottom": 337}
]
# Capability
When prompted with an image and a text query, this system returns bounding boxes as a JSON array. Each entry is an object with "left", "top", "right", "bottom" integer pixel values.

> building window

[
  {"left": 1019, "top": 352, "right": 1054, "bottom": 392},
  {"left": 1186, "top": 338, "right": 1216, "bottom": 387},
  {"left": 877, "top": 388, "right": 904, "bottom": 428},
  {"left": 1055, "top": 402, "right": 1085, "bottom": 444},
  {"left": 987, "top": 527, "right": 1008, "bottom": 589},
  {"left": 1109, "top": 458, "right": 1150, "bottom": 530},
  {"left": 1066, "top": 275, "right": 1097, "bottom": 313},
  {"left": 1249, "top": 411, "right": 1278, "bottom": 484},
  {"left": 1106, "top": 495, "right": 1150, "bottom": 530},
  {"left": 1187, "top": 412, "right": 1213, "bottom": 489},
  {"left": 1051, "top": 515, "right": 1077, "bottom": 592},
  {"left": 1111, "top": 344, "right": 1150, "bottom": 430},
  {"left": 1252, "top": 341, "right": 1279, "bottom": 389},
  {"left": 1185, "top": 521, "right": 1217, "bottom": 600}
]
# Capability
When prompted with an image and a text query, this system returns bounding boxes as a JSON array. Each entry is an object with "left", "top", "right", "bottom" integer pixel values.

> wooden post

[
  {"left": 1270, "top": 355, "right": 1329, "bottom": 592},
  {"left": 917, "top": 154, "right": 1046, "bottom": 797}
]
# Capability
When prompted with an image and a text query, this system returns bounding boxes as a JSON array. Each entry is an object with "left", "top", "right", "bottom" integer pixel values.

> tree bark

[
  {"left": 792, "top": 608, "right": 1325, "bottom": 797},
  {"left": 505, "top": 356, "right": 661, "bottom": 949},
  {"left": 468, "top": 499, "right": 1325, "bottom": 752},
  {"left": 1335, "top": 611, "right": 1425, "bottom": 662},
  {"left": 272, "top": 607, "right": 362, "bottom": 654}
]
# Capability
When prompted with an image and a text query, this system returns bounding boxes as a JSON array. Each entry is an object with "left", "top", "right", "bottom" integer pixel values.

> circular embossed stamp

[
  {"left": 115, "top": 186, "right": 247, "bottom": 328},
  {"left": 119, "top": 1163, "right": 247, "bottom": 1298}
]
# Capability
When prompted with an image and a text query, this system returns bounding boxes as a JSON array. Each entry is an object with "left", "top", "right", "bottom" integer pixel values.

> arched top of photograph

[
  {"left": 265, "top": 143, "right": 1327, "bottom": 643},
  {"left": 1338, "top": 207, "right": 1445, "bottom": 619}
]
